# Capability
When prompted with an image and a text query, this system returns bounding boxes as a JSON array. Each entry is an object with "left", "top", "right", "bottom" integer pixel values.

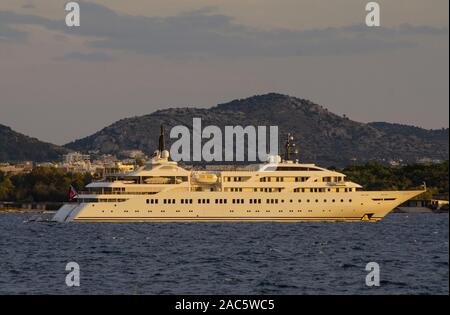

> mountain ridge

[
  {"left": 0, "top": 123, "right": 70, "bottom": 162},
  {"left": 64, "top": 93, "right": 449, "bottom": 166}
]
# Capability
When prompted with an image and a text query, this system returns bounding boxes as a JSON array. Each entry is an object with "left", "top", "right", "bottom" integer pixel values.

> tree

[{"left": 0, "top": 176, "right": 14, "bottom": 200}]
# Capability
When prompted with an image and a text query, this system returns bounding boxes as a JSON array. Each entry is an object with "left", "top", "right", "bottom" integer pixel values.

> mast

[
  {"left": 158, "top": 125, "right": 166, "bottom": 151},
  {"left": 284, "top": 133, "right": 298, "bottom": 161}
]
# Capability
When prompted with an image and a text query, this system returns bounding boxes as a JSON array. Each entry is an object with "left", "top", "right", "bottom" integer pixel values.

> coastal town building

[{"left": 0, "top": 161, "right": 33, "bottom": 175}]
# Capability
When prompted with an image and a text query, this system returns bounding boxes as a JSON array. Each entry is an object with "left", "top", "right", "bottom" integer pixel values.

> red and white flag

[{"left": 69, "top": 185, "right": 78, "bottom": 201}]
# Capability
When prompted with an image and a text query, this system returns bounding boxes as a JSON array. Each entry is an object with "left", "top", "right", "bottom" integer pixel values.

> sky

[{"left": 0, "top": 0, "right": 448, "bottom": 145}]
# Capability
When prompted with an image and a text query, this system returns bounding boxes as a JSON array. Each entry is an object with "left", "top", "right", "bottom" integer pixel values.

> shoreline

[{"left": 0, "top": 208, "right": 56, "bottom": 214}]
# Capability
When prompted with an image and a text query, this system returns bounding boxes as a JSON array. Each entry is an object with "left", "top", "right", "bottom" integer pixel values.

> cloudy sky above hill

[{"left": 0, "top": 0, "right": 448, "bottom": 144}]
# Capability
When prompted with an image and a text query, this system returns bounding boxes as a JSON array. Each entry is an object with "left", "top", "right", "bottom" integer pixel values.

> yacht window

[{"left": 275, "top": 167, "right": 322, "bottom": 171}]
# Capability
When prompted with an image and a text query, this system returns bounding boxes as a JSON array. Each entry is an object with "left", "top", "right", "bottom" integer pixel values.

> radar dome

[{"left": 161, "top": 150, "right": 170, "bottom": 159}]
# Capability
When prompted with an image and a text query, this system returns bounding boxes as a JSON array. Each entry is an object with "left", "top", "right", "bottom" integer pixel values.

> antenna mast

[
  {"left": 284, "top": 133, "right": 298, "bottom": 161},
  {"left": 158, "top": 125, "right": 166, "bottom": 151}
]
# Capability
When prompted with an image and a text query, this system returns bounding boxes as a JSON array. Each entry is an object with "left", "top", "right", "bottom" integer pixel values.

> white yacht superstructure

[{"left": 53, "top": 129, "right": 423, "bottom": 222}]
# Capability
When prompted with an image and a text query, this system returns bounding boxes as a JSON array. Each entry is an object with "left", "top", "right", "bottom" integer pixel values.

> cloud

[
  {"left": 0, "top": 1, "right": 448, "bottom": 57},
  {"left": 21, "top": 3, "right": 36, "bottom": 9},
  {"left": 56, "top": 51, "right": 114, "bottom": 62},
  {"left": 0, "top": 24, "right": 27, "bottom": 42},
  {"left": 0, "top": 10, "right": 62, "bottom": 42}
]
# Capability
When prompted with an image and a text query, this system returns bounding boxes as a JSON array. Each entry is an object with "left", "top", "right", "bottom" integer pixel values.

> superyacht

[{"left": 53, "top": 128, "right": 424, "bottom": 222}]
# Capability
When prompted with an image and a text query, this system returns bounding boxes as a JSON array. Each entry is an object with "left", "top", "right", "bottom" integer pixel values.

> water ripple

[{"left": 0, "top": 213, "right": 448, "bottom": 294}]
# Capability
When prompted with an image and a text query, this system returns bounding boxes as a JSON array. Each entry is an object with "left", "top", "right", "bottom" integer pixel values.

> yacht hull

[{"left": 52, "top": 190, "right": 423, "bottom": 223}]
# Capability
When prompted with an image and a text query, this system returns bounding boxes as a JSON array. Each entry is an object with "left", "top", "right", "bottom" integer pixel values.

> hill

[
  {"left": 65, "top": 93, "right": 449, "bottom": 166},
  {"left": 0, "top": 124, "right": 70, "bottom": 162}
]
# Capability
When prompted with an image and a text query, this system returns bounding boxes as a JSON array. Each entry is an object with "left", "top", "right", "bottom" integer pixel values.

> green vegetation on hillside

[
  {"left": 342, "top": 161, "right": 449, "bottom": 200},
  {"left": 0, "top": 167, "right": 92, "bottom": 202},
  {"left": 0, "top": 162, "right": 448, "bottom": 203}
]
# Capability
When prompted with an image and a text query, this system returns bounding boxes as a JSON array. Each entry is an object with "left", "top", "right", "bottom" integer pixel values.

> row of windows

[
  {"left": 224, "top": 177, "right": 245, "bottom": 182},
  {"left": 101, "top": 209, "right": 336, "bottom": 214},
  {"left": 293, "top": 188, "right": 355, "bottom": 193},
  {"left": 323, "top": 177, "right": 344, "bottom": 182},
  {"left": 79, "top": 198, "right": 128, "bottom": 203},
  {"left": 260, "top": 176, "right": 311, "bottom": 182},
  {"left": 145, "top": 198, "right": 353, "bottom": 204},
  {"left": 259, "top": 176, "right": 343, "bottom": 183},
  {"left": 253, "top": 188, "right": 283, "bottom": 192},
  {"left": 215, "top": 199, "right": 228, "bottom": 204},
  {"left": 225, "top": 187, "right": 355, "bottom": 193},
  {"left": 147, "top": 198, "right": 196, "bottom": 204},
  {"left": 103, "top": 209, "right": 194, "bottom": 213}
]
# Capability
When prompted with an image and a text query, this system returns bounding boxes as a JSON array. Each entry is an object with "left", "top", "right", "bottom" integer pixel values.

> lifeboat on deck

[{"left": 193, "top": 173, "right": 218, "bottom": 184}]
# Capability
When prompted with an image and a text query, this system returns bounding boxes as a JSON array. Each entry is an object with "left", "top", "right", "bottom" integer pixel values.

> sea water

[{"left": 0, "top": 213, "right": 447, "bottom": 294}]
